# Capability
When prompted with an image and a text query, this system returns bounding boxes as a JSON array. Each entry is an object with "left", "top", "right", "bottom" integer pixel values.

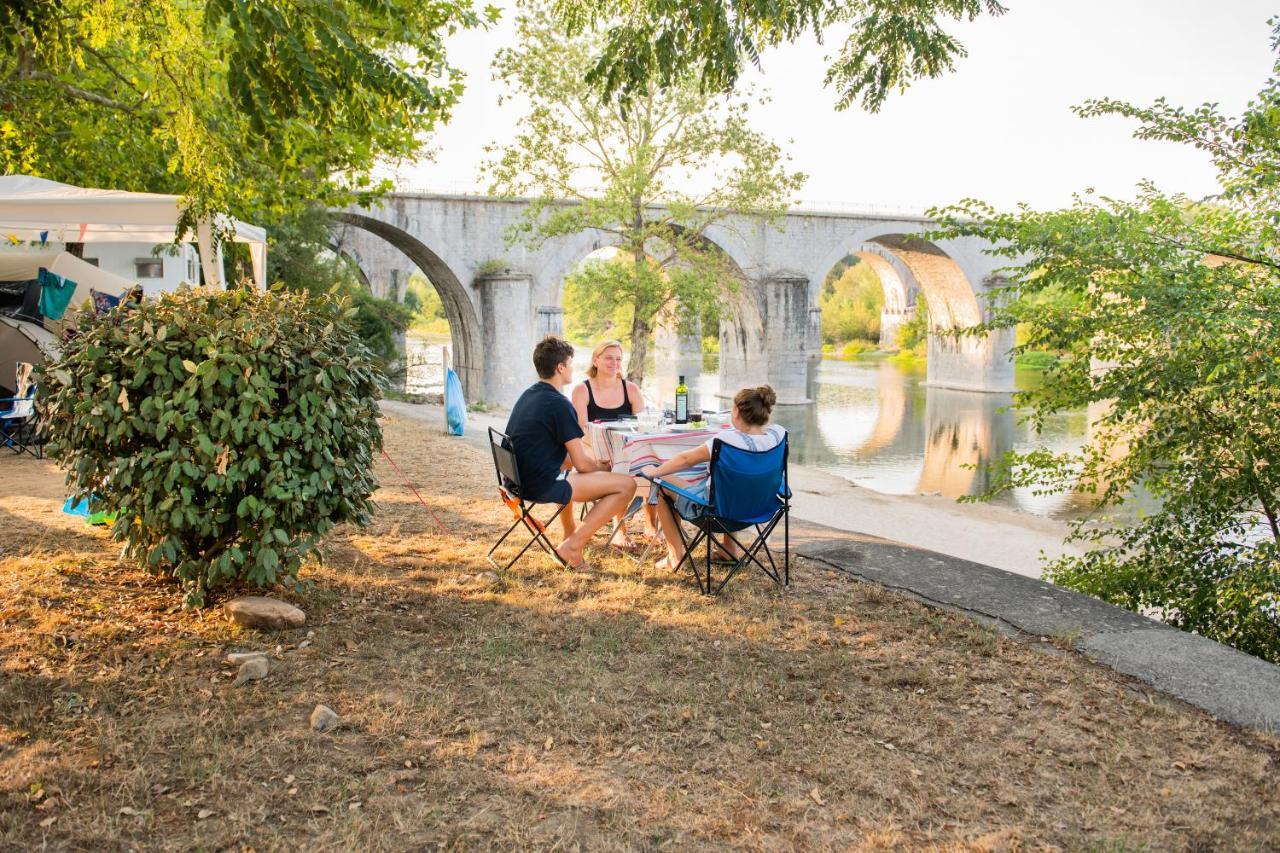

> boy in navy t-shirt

[{"left": 504, "top": 337, "right": 636, "bottom": 569}]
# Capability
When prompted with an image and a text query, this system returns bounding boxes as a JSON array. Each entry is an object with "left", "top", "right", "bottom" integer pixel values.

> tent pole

[{"left": 196, "top": 219, "right": 222, "bottom": 288}]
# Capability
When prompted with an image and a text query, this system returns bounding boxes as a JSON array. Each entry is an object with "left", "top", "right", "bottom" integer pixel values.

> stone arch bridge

[{"left": 331, "top": 193, "right": 1015, "bottom": 408}]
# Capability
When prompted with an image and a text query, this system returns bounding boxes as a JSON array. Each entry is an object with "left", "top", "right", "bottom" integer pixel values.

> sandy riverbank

[{"left": 380, "top": 399, "right": 1084, "bottom": 579}]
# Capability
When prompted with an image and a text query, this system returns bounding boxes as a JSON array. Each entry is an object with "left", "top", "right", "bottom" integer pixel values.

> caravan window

[{"left": 134, "top": 258, "right": 164, "bottom": 279}]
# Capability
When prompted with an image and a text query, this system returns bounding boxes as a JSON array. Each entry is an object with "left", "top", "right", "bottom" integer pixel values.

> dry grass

[{"left": 1, "top": 415, "right": 1277, "bottom": 851}]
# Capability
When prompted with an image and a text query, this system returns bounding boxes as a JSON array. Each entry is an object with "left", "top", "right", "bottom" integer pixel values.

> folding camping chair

[
  {"left": 0, "top": 362, "right": 41, "bottom": 458},
  {"left": 642, "top": 437, "right": 791, "bottom": 595},
  {"left": 487, "top": 427, "right": 571, "bottom": 571}
]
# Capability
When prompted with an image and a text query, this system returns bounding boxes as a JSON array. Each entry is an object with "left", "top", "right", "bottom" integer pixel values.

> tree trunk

[{"left": 627, "top": 309, "right": 652, "bottom": 386}]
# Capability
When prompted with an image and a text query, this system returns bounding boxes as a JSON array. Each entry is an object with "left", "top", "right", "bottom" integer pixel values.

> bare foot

[
  {"left": 555, "top": 541, "right": 588, "bottom": 570},
  {"left": 608, "top": 528, "right": 637, "bottom": 552},
  {"left": 656, "top": 551, "right": 684, "bottom": 571}
]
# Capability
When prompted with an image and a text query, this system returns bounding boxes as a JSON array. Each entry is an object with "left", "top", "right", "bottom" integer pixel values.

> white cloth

[{"left": 703, "top": 424, "right": 787, "bottom": 455}]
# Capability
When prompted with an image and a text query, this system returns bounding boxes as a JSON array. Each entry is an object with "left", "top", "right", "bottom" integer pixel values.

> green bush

[
  {"left": 267, "top": 206, "right": 410, "bottom": 367},
  {"left": 43, "top": 287, "right": 385, "bottom": 606},
  {"left": 895, "top": 297, "right": 930, "bottom": 357},
  {"left": 406, "top": 273, "right": 451, "bottom": 336},
  {"left": 840, "top": 340, "right": 876, "bottom": 359},
  {"left": 1014, "top": 350, "right": 1060, "bottom": 371}
]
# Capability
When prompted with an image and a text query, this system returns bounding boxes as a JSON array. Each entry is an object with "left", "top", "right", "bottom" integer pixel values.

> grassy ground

[{"left": 1, "top": 416, "right": 1278, "bottom": 851}]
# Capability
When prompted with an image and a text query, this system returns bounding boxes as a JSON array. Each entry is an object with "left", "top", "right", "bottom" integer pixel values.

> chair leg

[
  {"left": 710, "top": 513, "right": 787, "bottom": 595},
  {"left": 784, "top": 505, "right": 790, "bottom": 586},
  {"left": 487, "top": 515, "right": 528, "bottom": 569},
  {"left": 488, "top": 502, "right": 569, "bottom": 571}
]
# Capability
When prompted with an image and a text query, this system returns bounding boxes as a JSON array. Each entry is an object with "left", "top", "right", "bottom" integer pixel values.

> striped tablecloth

[{"left": 587, "top": 422, "right": 723, "bottom": 486}]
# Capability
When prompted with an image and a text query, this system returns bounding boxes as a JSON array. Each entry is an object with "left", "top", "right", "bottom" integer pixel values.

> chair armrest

[{"left": 639, "top": 471, "right": 710, "bottom": 506}]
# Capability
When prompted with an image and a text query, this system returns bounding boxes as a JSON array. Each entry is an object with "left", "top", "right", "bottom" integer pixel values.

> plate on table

[{"left": 666, "top": 422, "right": 707, "bottom": 432}]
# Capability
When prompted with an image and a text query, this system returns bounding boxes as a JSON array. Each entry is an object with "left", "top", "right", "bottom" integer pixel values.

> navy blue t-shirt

[{"left": 504, "top": 381, "right": 584, "bottom": 502}]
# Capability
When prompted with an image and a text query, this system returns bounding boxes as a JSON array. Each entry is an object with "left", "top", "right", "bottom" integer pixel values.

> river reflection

[{"left": 709, "top": 358, "right": 1094, "bottom": 519}]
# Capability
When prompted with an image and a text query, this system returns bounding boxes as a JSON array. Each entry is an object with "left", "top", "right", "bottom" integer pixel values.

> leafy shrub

[
  {"left": 268, "top": 206, "right": 410, "bottom": 367},
  {"left": 895, "top": 297, "right": 930, "bottom": 357},
  {"left": 406, "top": 273, "right": 451, "bottom": 336},
  {"left": 1014, "top": 350, "right": 1060, "bottom": 371},
  {"left": 43, "top": 287, "right": 384, "bottom": 605},
  {"left": 937, "top": 45, "right": 1280, "bottom": 661},
  {"left": 840, "top": 340, "right": 876, "bottom": 359}
]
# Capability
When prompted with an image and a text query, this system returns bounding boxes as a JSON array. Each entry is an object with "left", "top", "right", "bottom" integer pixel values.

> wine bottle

[{"left": 675, "top": 375, "right": 689, "bottom": 424}]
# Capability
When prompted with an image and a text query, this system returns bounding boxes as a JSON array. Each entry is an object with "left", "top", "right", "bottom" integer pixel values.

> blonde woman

[{"left": 561, "top": 340, "right": 653, "bottom": 551}]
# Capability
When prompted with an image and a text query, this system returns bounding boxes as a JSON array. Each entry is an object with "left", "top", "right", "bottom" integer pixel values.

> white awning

[{"left": 0, "top": 175, "right": 267, "bottom": 289}]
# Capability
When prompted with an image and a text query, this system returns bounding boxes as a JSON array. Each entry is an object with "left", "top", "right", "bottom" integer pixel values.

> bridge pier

[
  {"left": 720, "top": 275, "right": 813, "bottom": 405},
  {"left": 475, "top": 272, "right": 537, "bottom": 406},
  {"left": 880, "top": 307, "right": 909, "bottom": 349},
  {"left": 654, "top": 315, "right": 703, "bottom": 414},
  {"left": 925, "top": 327, "right": 1015, "bottom": 393}
]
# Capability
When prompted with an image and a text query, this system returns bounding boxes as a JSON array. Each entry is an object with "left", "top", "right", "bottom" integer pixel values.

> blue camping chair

[
  {"left": 487, "top": 427, "right": 571, "bottom": 571},
  {"left": 0, "top": 361, "right": 41, "bottom": 458},
  {"left": 643, "top": 437, "right": 791, "bottom": 595}
]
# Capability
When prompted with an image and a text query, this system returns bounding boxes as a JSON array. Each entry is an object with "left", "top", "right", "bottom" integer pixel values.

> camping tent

[
  {"left": 0, "top": 251, "right": 133, "bottom": 390},
  {"left": 0, "top": 175, "right": 267, "bottom": 289}
]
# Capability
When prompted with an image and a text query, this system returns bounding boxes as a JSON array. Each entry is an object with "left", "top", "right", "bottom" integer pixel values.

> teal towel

[{"left": 38, "top": 268, "right": 77, "bottom": 320}]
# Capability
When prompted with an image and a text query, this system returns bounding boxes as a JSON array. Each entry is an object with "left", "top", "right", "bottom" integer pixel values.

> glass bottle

[{"left": 675, "top": 375, "right": 689, "bottom": 424}]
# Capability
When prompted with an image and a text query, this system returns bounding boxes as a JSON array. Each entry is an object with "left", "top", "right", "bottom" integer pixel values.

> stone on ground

[
  {"left": 231, "top": 657, "right": 270, "bottom": 687},
  {"left": 310, "top": 704, "right": 340, "bottom": 733},
  {"left": 225, "top": 596, "right": 306, "bottom": 630},
  {"left": 224, "top": 651, "right": 269, "bottom": 665}
]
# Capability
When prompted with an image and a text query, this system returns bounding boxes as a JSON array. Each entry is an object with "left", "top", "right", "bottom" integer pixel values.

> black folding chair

[
  {"left": 487, "top": 427, "right": 570, "bottom": 571},
  {"left": 642, "top": 437, "right": 791, "bottom": 595}
]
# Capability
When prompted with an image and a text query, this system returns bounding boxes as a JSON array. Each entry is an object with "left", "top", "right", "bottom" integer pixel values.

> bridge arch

[
  {"left": 545, "top": 224, "right": 757, "bottom": 408},
  {"left": 333, "top": 212, "right": 484, "bottom": 399},
  {"left": 809, "top": 225, "right": 983, "bottom": 331},
  {"left": 809, "top": 223, "right": 1012, "bottom": 392}
]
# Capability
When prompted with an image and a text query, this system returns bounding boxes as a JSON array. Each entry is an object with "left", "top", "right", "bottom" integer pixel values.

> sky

[{"left": 385, "top": 0, "right": 1278, "bottom": 212}]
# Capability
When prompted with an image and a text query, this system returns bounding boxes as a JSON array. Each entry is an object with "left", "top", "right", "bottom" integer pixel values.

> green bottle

[{"left": 675, "top": 375, "right": 689, "bottom": 424}]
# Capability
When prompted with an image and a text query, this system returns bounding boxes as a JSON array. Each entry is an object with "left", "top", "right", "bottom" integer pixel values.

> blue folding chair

[
  {"left": 0, "top": 361, "right": 41, "bottom": 459},
  {"left": 643, "top": 437, "right": 791, "bottom": 595}
]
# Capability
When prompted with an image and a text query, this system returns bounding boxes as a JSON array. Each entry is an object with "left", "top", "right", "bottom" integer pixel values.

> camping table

[{"left": 586, "top": 422, "right": 724, "bottom": 488}]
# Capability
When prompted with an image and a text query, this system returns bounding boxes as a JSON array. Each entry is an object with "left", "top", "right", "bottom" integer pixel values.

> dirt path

[{"left": 1, "top": 417, "right": 1277, "bottom": 850}]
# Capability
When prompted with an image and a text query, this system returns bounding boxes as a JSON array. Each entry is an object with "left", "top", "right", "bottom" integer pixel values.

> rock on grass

[
  {"left": 225, "top": 596, "right": 305, "bottom": 630},
  {"left": 231, "top": 657, "right": 269, "bottom": 687},
  {"left": 310, "top": 704, "right": 340, "bottom": 733}
]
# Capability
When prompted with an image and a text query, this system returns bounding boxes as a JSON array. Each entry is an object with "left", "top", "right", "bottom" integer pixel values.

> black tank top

[{"left": 585, "top": 378, "right": 633, "bottom": 421}]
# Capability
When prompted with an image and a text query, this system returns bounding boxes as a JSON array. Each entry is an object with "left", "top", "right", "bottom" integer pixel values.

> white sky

[{"left": 386, "top": 0, "right": 1278, "bottom": 211}]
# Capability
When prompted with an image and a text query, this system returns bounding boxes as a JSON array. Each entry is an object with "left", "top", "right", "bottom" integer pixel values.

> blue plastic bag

[{"left": 444, "top": 366, "right": 466, "bottom": 436}]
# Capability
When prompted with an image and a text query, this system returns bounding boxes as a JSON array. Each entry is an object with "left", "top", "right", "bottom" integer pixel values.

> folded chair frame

[
  {"left": 0, "top": 399, "right": 42, "bottom": 459},
  {"left": 487, "top": 488, "right": 569, "bottom": 572},
  {"left": 487, "top": 426, "right": 570, "bottom": 572}
]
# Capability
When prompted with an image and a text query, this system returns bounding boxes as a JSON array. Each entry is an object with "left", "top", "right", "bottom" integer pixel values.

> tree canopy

[
  {"left": 1, "top": 0, "right": 493, "bottom": 226},
  {"left": 551, "top": 0, "right": 1006, "bottom": 110},
  {"left": 486, "top": 8, "right": 804, "bottom": 383},
  {"left": 937, "top": 25, "right": 1280, "bottom": 661}
]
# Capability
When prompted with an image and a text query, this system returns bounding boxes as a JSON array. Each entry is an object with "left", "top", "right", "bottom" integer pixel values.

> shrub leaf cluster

[{"left": 43, "top": 287, "right": 384, "bottom": 606}]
